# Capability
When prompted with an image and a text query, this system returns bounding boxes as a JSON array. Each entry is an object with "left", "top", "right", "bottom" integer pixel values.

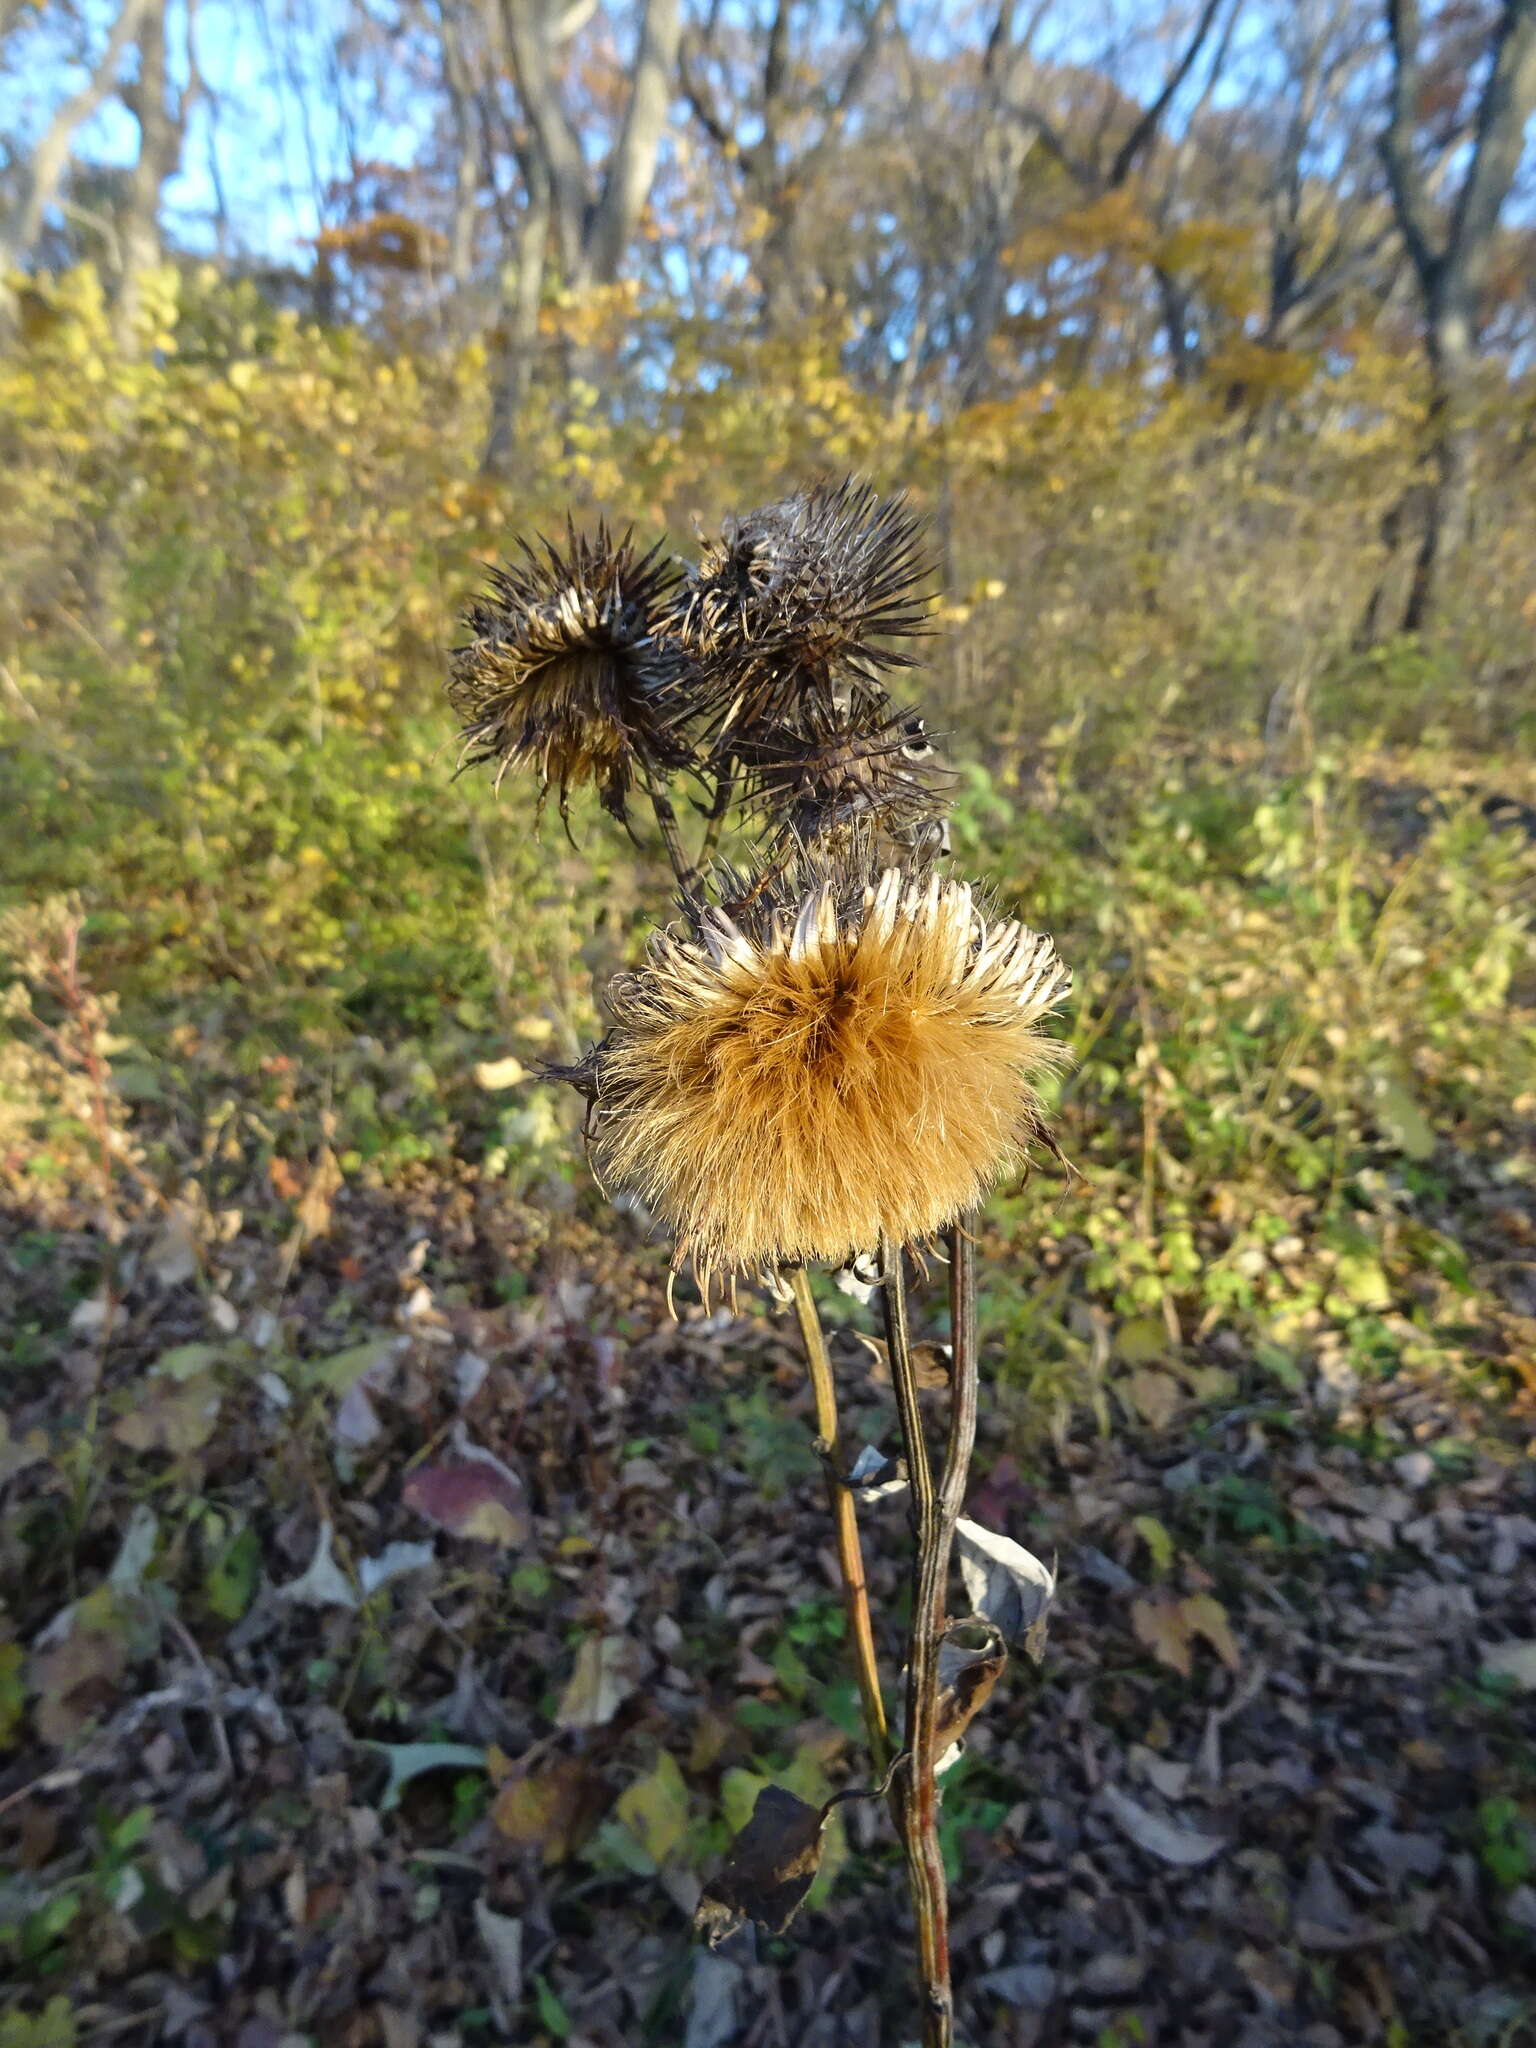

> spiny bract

[
  {"left": 573, "top": 854, "right": 1071, "bottom": 1278},
  {"left": 668, "top": 478, "right": 935, "bottom": 744},
  {"left": 736, "top": 700, "right": 950, "bottom": 849},
  {"left": 447, "top": 521, "right": 690, "bottom": 821}
]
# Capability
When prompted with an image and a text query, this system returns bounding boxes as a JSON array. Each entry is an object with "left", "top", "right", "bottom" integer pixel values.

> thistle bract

[
  {"left": 448, "top": 521, "right": 691, "bottom": 822},
  {"left": 669, "top": 478, "right": 935, "bottom": 745},
  {"left": 737, "top": 701, "right": 951, "bottom": 848}
]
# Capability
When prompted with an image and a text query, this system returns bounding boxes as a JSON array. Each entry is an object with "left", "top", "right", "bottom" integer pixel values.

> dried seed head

[
  {"left": 666, "top": 477, "right": 936, "bottom": 743},
  {"left": 567, "top": 847, "right": 1071, "bottom": 1279},
  {"left": 447, "top": 521, "right": 691, "bottom": 822},
  {"left": 736, "top": 701, "right": 952, "bottom": 848}
]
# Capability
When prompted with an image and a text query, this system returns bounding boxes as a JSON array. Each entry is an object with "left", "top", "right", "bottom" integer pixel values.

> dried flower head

[
  {"left": 737, "top": 701, "right": 952, "bottom": 847},
  {"left": 568, "top": 851, "right": 1070, "bottom": 1278},
  {"left": 667, "top": 478, "right": 935, "bottom": 743},
  {"left": 447, "top": 522, "right": 690, "bottom": 822}
]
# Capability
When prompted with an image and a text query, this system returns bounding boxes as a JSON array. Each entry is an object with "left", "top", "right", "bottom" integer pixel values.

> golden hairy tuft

[{"left": 579, "top": 860, "right": 1071, "bottom": 1277}]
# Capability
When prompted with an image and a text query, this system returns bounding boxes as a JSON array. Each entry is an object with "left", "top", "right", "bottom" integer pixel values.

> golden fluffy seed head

[{"left": 580, "top": 860, "right": 1071, "bottom": 1276}]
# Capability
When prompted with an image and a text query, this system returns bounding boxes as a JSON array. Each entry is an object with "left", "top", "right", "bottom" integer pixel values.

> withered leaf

[
  {"left": 277, "top": 1520, "right": 358, "bottom": 1610},
  {"left": 1480, "top": 1639, "right": 1536, "bottom": 1692},
  {"left": 492, "top": 1756, "right": 609, "bottom": 1864},
  {"left": 1102, "top": 1783, "right": 1225, "bottom": 1867},
  {"left": 112, "top": 1373, "right": 221, "bottom": 1456},
  {"left": 932, "top": 1617, "right": 1008, "bottom": 1767},
  {"left": 955, "top": 1517, "right": 1056, "bottom": 1658},
  {"left": 844, "top": 1443, "right": 908, "bottom": 1502},
  {"left": 1131, "top": 1591, "right": 1240, "bottom": 1677},
  {"left": 1182, "top": 1592, "right": 1240, "bottom": 1671},
  {"left": 555, "top": 1633, "right": 642, "bottom": 1730},
  {"left": 856, "top": 1334, "right": 951, "bottom": 1389},
  {"left": 293, "top": 1144, "right": 344, "bottom": 1240},
  {"left": 695, "top": 1785, "right": 831, "bottom": 1945},
  {"left": 616, "top": 1748, "right": 691, "bottom": 1867},
  {"left": 1131, "top": 1593, "right": 1195, "bottom": 1678},
  {"left": 30, "top": 1602, "right": 132, "bottom": 1747},
  {"left": 1124, "top": 1366, "right": 1181, "bottom": 1430}
]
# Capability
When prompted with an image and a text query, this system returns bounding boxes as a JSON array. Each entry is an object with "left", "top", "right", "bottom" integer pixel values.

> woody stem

[
  {"left": 694, "top": 766, "right": 734, "bottom": 875},
  {"left": 643, "top": 781, "right": 694, "bottom": 892},
  {"left": 881, "top": 1233, "right": 953, "bottom": 2048},
  {"left": 788, "top": 1268, "right": 890, "bottom": 1774}
]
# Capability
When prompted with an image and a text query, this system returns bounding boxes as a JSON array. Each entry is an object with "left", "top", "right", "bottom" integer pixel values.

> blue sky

[
  {"left": 6, "top": 0, "right": 1282, "bottom": 271},
  {"left": 5, "top": 0, "right": 434, "bottom": 263}
]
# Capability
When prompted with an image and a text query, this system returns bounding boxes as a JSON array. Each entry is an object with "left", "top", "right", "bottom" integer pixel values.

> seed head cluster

[
  {"left": 736, "top": 701, "right": 950, "bottom": 851},
  {"left": 448, "top": 475, "right": 1072, "bottom": 1280},
  {"left": 576, "top": 853, "right": 1070, "bottom": 1279},
  {"left": 449, "top": 477, "right": 942, "bottom": 850}
]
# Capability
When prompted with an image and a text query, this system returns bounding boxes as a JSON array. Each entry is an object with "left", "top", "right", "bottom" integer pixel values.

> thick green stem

[{"left": 788, "top": 1268, "right": 890, "bottom": 1772}]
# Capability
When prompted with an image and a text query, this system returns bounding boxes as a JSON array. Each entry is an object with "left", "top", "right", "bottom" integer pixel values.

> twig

[
  {"left": 642, "top": 779, "right": 696, "bottom": 893},
  {"left": 880, "top": 1232, "right": 953, "bottom": 2048},
  {"left": 695, "top": 764, "right": 735, "bottom": 873},
  {"left": 788, "top": 1267, "right": 890, "bottom": 1771}
]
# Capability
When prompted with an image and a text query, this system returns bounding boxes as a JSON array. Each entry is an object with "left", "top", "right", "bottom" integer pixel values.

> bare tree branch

[
  {"left": 2, "top": 0, "right": 157, "bottom": 271},
  {"left": 1107, "top": 0, "right": 1229, "bottom": 189}
]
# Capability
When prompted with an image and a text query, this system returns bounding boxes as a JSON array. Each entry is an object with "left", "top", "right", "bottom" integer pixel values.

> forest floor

[
  {"left": 3, "top": 1135, "right": 1536, "bottom": 2048},
  {"left": 3, "top": 755, "right": 1536, "bottom": 2048}
]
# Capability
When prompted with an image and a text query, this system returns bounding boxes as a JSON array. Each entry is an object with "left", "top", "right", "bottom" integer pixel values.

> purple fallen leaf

[{"left": 403, "top": 1459, "right": 528, "bottom": 1546}]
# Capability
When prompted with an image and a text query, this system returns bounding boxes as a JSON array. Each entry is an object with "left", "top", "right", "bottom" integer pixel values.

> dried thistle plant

[
  {"left": 447, "top": 476, "right": 1070, "bottom": 2048},
  {"left": 447, "top": 520, "right": 691, "bottom": 826},
  {"left": 575, "top": 852, "right": 1069, "bottom": 1286},
  {"left": 669, "top": 476, "right": 935, "bottom": 744},
  {"left": 736, "top": 700, "right": 951, "bottom": 848}
]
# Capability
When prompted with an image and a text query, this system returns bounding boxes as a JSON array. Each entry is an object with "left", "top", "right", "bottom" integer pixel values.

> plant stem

[
  {"left": 881, "top": 1232, "right": 953, "bottom": 2048},
  {"left": 788, "top": 1267, "right": 890, "bottom": 1772},
  {"left": 643, "top": 780, "right": 695, "bottom": 893},
  {"left": 695, "top": 765, "right": 734, "bottom": 875},
  {"left": 938, "top": 1217, "right": 979, "bottom": 1551}
]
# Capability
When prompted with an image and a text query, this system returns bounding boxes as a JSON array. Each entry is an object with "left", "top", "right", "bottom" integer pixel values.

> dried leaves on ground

[{"left": 2, "top": 1156, "right": 1534, "bottom": 2048}]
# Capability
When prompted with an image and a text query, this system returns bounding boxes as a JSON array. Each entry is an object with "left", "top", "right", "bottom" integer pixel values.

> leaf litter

[{"left": 2, "top": 1165, "right": 1535, "bottom": 2046}]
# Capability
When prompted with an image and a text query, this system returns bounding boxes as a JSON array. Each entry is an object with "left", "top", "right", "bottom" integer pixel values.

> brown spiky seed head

[
  {"left": 737, "top": 701, "right": 952, "bottom": 847},
  {"left": 666, "top": 477, "right": 935, "bottom": 743},
  {"left": 577, "top": 852, "right": 1071, "bottom": 1276},
  {"left": 447, "top": 521, "right": 689, "bottom": 820}
]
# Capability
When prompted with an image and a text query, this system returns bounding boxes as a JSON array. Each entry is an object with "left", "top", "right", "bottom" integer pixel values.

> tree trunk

[
  {"left": 113, "top": 0, "right": 187, "bottom": 352},
  {"left": 1155, "top": 264, "right": 1199, "bottom": 385},
  {"left": 0, "top": 0, "right": 155, "bottom": 337},
  {"left": 1376, "top": 0, "right": 1536, "bottom": 637},
  {"left": 1402, "top": 311, "right": 1475, "bottom": 632},
  {"left": 481, "top": 175, "right": 550, "bottom": 478}
]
